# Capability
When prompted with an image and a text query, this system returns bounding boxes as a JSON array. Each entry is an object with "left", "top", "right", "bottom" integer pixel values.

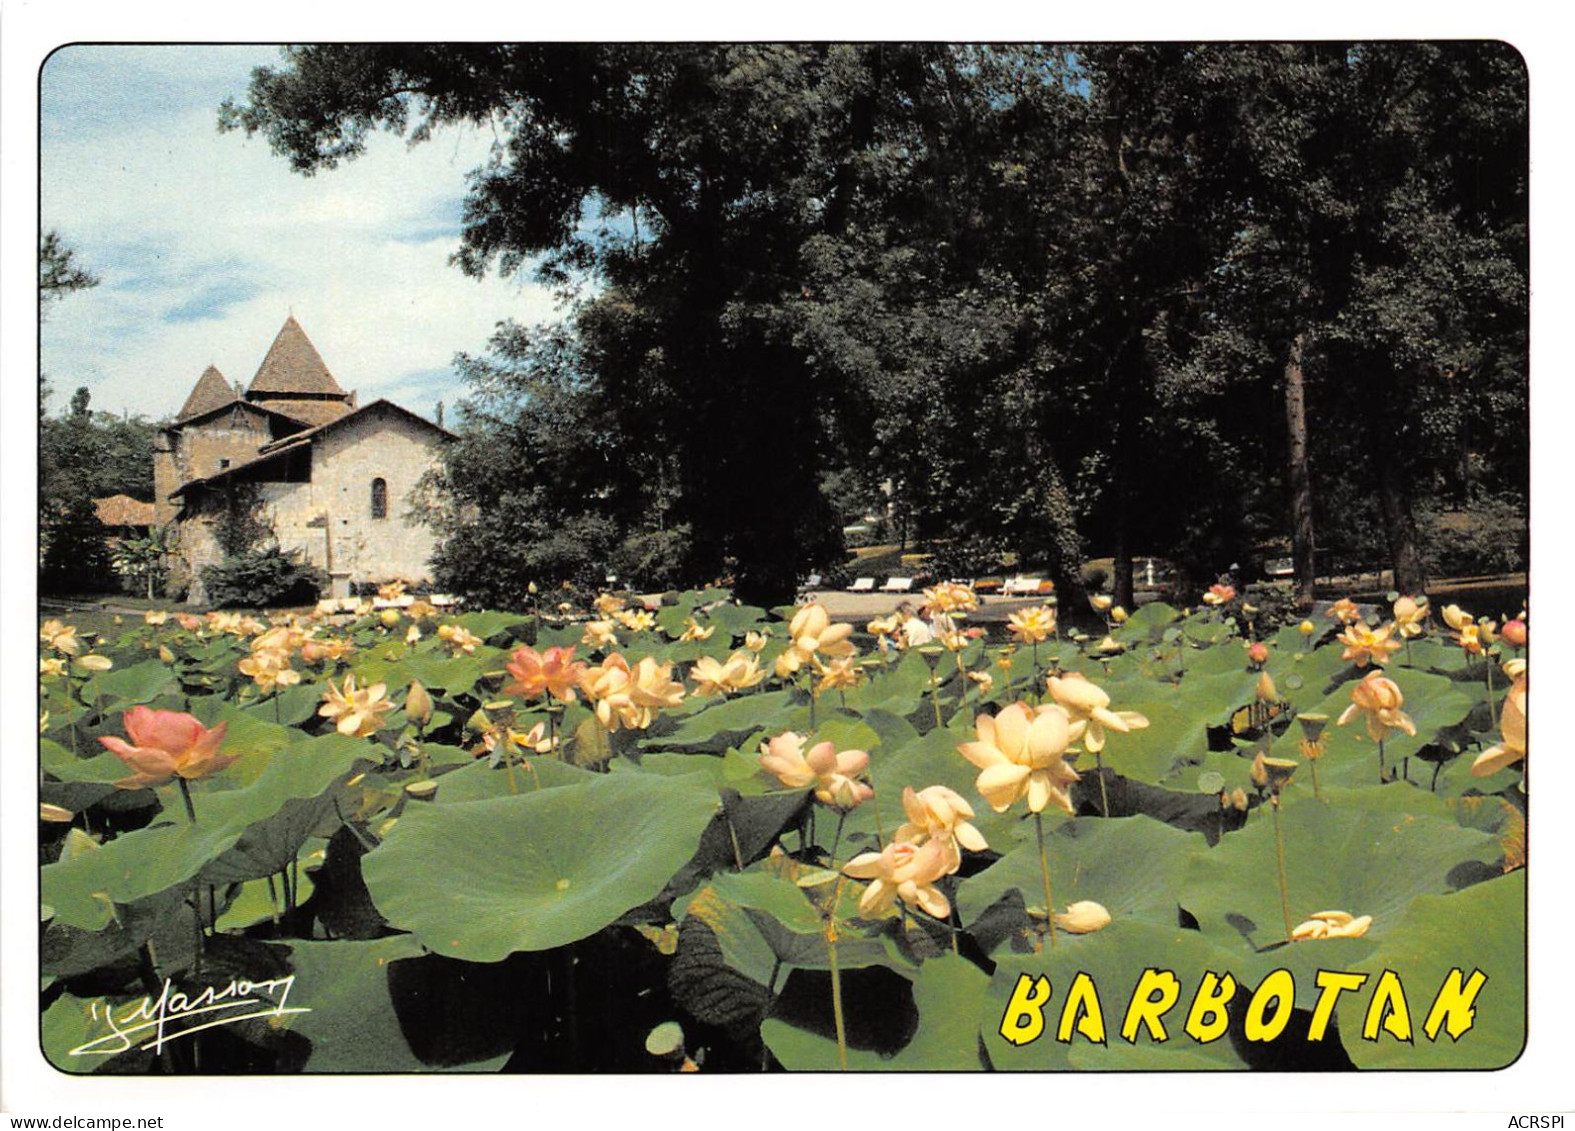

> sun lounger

[
  {"left": 848, "top": 577, "right": 876, "bottom": 592},
  {"left": 881, "top": 577, "right": 915, "bottom": 593}
]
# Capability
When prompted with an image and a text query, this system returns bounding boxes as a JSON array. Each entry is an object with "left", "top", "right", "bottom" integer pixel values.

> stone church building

[{"left": 155, "top": 315, "right": 452, "bottom": 603}]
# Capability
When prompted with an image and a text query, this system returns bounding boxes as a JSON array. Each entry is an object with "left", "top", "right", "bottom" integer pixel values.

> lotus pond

[{"left": 37, "top": 587, "right": 1528, "bottom": 1073}]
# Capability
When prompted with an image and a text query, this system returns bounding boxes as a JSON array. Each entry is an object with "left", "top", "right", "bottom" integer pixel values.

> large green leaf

[
  {"left": 642, "top": 689, "right": 798, "bottom": 754},
  {"left": 41, "top": 732, "right": 367, "bottom": 925},
  {"left": 957, "top": 816, "right": 1206, "bottom": 954},
  {"left": 762, "top": 953, "right": 990, "bottom": 1070},
  {"left": 92, "top": 659, "right": 178, "bottom": 707},
  {"left": 1177, "top": 787, "right": 1502, "bottom": 990},
  {"left": 1347, "top": 870, "right": 1524, "bottom": 1069},
  {"left": 362, "top": 771, "right": 720, "bottom": 960}
]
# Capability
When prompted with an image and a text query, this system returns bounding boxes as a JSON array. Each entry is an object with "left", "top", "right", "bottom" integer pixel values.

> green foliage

[{"left": 201, "top": 546, "right": 327, "bottom": 608}]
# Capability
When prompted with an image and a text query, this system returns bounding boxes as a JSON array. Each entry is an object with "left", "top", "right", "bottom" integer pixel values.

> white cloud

[{"left": 40, "top": 45, "right": 564, "bottom": 421}]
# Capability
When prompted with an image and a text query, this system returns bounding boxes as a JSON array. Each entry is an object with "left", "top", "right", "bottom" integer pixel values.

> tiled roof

[
  {"left": 176, "top": 365, "right": 237, "bottom": 421},
  {"left": 253, "top": 398, "right": 354, "bottom": 428},
  {"left": 245, "top": 315, "right": 348, "bottom": 398},
  {"left": 94, "top": 495, "right": 156, "bottom": 527}
]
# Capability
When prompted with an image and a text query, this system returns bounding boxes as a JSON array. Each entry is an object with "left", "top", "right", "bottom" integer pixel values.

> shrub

[{"left": 201, "top": 547, "right": 327, "bottom": 609}]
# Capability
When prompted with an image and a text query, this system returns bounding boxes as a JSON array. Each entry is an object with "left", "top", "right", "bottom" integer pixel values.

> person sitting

[{"left": 897, "top": 601, "right": 933, "bottom": 648}]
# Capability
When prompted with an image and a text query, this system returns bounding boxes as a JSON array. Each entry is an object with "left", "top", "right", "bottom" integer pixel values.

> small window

[
  {"left": 371, "top": 477, "right": 388, "bottom": 519},
  {"left": 218, "top": 458, "right": 231, "bottom": 469}
]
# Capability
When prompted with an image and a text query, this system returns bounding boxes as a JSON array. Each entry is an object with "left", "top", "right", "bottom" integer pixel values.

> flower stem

[
  {"left": 176, "top": 777, "right": 198, "bottom": 825},
  {"left": 1095, "top": 752, "right": 1110, "bottom": 818},
  {"left": 1484, "top": 656, "right": 1497, "bottom": 729},
  {"left": 928, "top": 664, "right": 942, "bottom": 730},
  {"left": 1272, "top": 798, "right": 1293, "bottom": 944},
  {"left": 829, "top": 810, "right": 847, "bottom": 866},
  {"left": 1033, "top": 811, "right": 1057, "bottom": 951},
  {"left": 1378, "top": 737, "right": 1386, "bottom": 784},
  {"left": 826, "top": 879, "right": 849, "bottom": 1071}
]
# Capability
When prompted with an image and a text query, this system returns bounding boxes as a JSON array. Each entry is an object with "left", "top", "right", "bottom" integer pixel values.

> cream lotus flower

[
  {"left": 1392, "top": 596, "right": 1427, "bottom": 639},
  {"left": 758, "top": 732, "right": 873, "bottom": 809},
  {"left": 894, "top": 785, "right": 988, "bottom": 874},
  {"left": 812, "top": 654, "right": 862, "bottom": 695},
  {"left": 319, "top": 674, "right": 394, "bottom": 738},
  {"left": 1046, "top": 672, "right": 1150, "bottom": 754},
  {"left": 76, "top": 655, "right": 113, "bottom": 672},
  {"left": 1054, "top": 900, "right": 1112, "bottom": 934},
  {"left": 1291, "top": 910, "right": 1372, "bottom": 941},
  {"left": 582, "top": 620, "right": 620, "bottom": 649},
  {"left": 842, "top": 838, "right": 952, "bottom": 919},
  {"left": 690, "top": 651, "right": 767, "bottom": 696},
  {"left": 437, "top": 623, "right": 483, "bottom": 654},
  {"left": 1089, "top": 594, "right": 1113, "bottom": 613},
  {"left": 958, "top": 701, "right": 1079, "bottom": 814},
  {"left": 1007, "top": 606, "right": 1056, "bottom": 645},
  {"left": 238, "top": 649, "right": 301, "bottom": 693},
  {"left": 776, "top": 602, "right": 855, "bottom": 677},
  {"left": 1337, "top": 621, "right": 1402, "bottom": 668},
  {"left": 923, "top": 582, "right": 978, "bottom": 615},
  {"left": 1472, "top": 673, "right": 1526, "bottom": 777},
  {"left": 582, "top": 655, "right": 686, "bottom": 730},
  {"left": 593, "top": 592, "right": 627, "bottom": 617},
  {"left": 144, "top": 610, "right": 169, "bottom": 626},
  {"left": 1440, "top": 604, "right": 1472, "bottom": 631},
  {"left": 866, "top": 614, "right": 901, "bottom": 638},
  {"left": 40, "top": 657, "right": 67, "bottom": 679},
  {"left": 744, "top": 630, "right": 770, "bottom": 653},
  {"left": 678, "top": 617, "right": 714, "bottom": 643},
  {"left": 1336, "top": 670, "right": 1416, "bottom": 743},
  {"left": 578, "top": 654, "right": 636, "bottom": 730},
  {"left": 40, "top": 619, "right": 82, "bottom": 655},
  {"left": 616, "top": 608, "right": 656, "bottom": 633}
]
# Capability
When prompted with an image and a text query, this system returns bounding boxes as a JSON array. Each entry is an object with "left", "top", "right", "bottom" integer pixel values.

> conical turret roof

[
  {"left": 246, "top": 315, "right": 347, "bottom": 398},
  {"left": 176, "top": 365, "right": 238, "bottom": 420}
]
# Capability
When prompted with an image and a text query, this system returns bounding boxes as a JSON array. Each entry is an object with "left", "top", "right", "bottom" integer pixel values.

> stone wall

[{"left": 155, "top": 408, "right": 275, "bottom": 525}]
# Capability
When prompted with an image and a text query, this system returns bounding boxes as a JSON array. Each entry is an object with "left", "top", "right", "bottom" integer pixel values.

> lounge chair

[
  {"left": 881, "top": 577, "right": 915, "bottom": 593},
  {"left": 848, "top": 577, "right": 876, "bottom": 592}
]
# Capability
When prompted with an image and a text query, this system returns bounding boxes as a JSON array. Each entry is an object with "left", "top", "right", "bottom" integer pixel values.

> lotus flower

[
  {"left": 504, "top": 645, "right": 587, "bottom": 703},
  {"left": 690, "top": 651, "right": 767, "bottom": 696},
  {"left": 1007, "top": 606, "right": 1056, "bottom": 645},
  {"left": 1392, "top": 596, "right": 1427, "bottom": 639},
  {"left": 958, "top": 701, "right": 1079, "bottom": 814},
  {"left": 1202, "top": 584, "right": 1235, "bottom": 607},
  {"left": 1291, "top": 910, "right": 1372, "bottom": 941},
  {"left": 40, "top": 619, "right": 82, "bottom": 655},
  {"left": 1336, "top": 670, "right": 1416, "bottom": 743},
  {"left": 842, "top": 838, "right": 952, "bottom": 919},
  {"left": 759, "top": 732, "right": 872, "bottom": 809},
  {"left": 1472, "top": 673, "right": 1526, "bottom": 777},
  {"left": 1337, "top": 621, "right": 1402, "bottom": 668},
  {"left": 894, "top": 785, "right": 988, "bottom": 873},
  {"left": 319, "top": 674, "right": 394, "bottom": 738},
  {"left": 1045, "top": 673, "right": 1150, "bottom": 754},
  {"left": 99, "top": 706, "right": 235, "bottom": 789},
  {"left": 581, "top": 620, "right": 620, "bottom": 649},
  {"left": 1053, "top": 900, "right": 1112, "bottom": 934},
  {"left": 1326, "top": 598, "right": 1362, "bottom": 625}
]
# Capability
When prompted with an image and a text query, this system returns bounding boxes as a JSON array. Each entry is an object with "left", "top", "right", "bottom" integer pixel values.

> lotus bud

[
  {"left": 1053, "top": 900, "right": 1112, "bottom": 934},
  {"left": 1111, "top": 605, "right": 1128, "bottom": 624},
  {"left": 380, "top": 609, "right": 401, "bottom": 627},
  {"left": 1298, "top": 620, "right": 1315, "bottom": 635},
  {"left": 406, "top": 625, "right": 422, "bottom": 644},
  {"left": 1256, "top": 670, "right": 1278, "bottom": 703},
  {"left": 158, "top": 645, "right": 176, "bottom": 664},
  {"left": 528, "top": 581, "right": 539, "bottom": 595},
  {"left": 1096, "top": 635, "right": 1124, "bottom": 654},
  {"left": 1229, "top": 787, "right": 1250, "bottom": 811},
  {"left": 1089, "top": 594, "right": 1112, "bottom": 612},
  {"left": 1502, "top": 657, "right": 1527, "bottom": 681},
  {"left": 1500, "top": 619, "right": 1526, "bottom": 648},
  {"left": 1441, "top": 604, "right": 1471, "bottom": 631},
  {"left": 40, "top": 802, "right": 74, "bottom": 823},
  {"left": 1251, "top": 751, "right": 1270, "bottom": 788},
  {"left": 77, "top": 655, "right": 113, "bottom": 672},
  {"left": 1242, "top": 603, "right": 1259, "bottom": 617},
  {"left": 1248, "top": 641, "right": 1269, "bottom": 666},
  {"left": 405, "top": 680, "right": 434, "bottom": 728},
  {"left": 1296, "top": 713, "right": 1329, "bottom": 742}
]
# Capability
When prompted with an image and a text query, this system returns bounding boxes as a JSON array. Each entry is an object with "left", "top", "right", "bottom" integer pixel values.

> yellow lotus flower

[
  {"left": 1007, "top": 606, "right": 1056, "bottom": 645},
  {"left": 319, "top": 674, "right": 394, "bottom": 738},
  {"left": 923, "top": 582, "right": 978, "bottom": 615},
  {"left": 678, "top": 617, "right": 714, "bottom": 643},
  {"left": 759, "top": 732, "right": 872, "bottom": 809},
  {"left": 1054, "top": 900, "right": 1112, "bottom": 935},
  {"left": 1472, "top": 673, "right": 1526, "bottom": 777},
  {"left": 1337, "top": 621, "right": 1402, "bottom": 668},
  {"left": 1291, "top": 910, "right": 1372, "bottom": 941},
  {"left": 616, "top": 608, "right": 656, "bottom": 633},
  {"left": 1089, "top": 594, "right": 1113, "bottom": 613},
  {"left": 144, "top": 610, "right": 169, "bottom": 626},
  {"left": 582, "top": 620, "right": 620, "bottom": 649},
  {"left": 1110, "top": 605, "right": 1128, "bottom": 624},
  {"left": 866, "top": 614, "right": 901, "bottom": 638},
  {"left": 1326, "top": 598, "right": 1362, "bottom": 625},
  {"left": 593, "top": 592, "right": 626, "bottom": 617},
  {"left": 1046, "top": 672, "right": 1150, "bottom": 753},
  {"left": 1440, "top": 604, "right": 1472, "bottom": 632},
  {"left": 812, "top": 654, "right": 862, "bottom": 695},
  {"left": 842, "top": 838, "right": 952, "bottom": 919},
  {"left": 378, "top": 580, "right": 407, "bottom": 602},
  {"left": 40, "top": 657, "right": 67, "bottom": 679},
  {"left": 40, "top": 619, "right": 82, "bottom": 655},
  {"left": 776, "top": 602, "right": 855, "bottom": 677},
  {"left": 437, "top": 623, "right": 483, "bottom": 654},
  {"left": 1336, "top": 670, "right": 1416, "bottom": 743},
  {"left": 690, "top": 651, "right": 767, "bottom": 696},
  {"left": 238, "top": 650, "right": 301, "bottom": 693},
  {"left": 1392, "top": 596, "right": 1426, "bottom": 639},
  {"left": 894, "top": 785, "right": 988, "bottom": 874},
  {"left": 957, "top": 701, "right": 1080, "bottom": 814},
  {"left": 743, "top": 630, "right": 770, "bottom": 653}
]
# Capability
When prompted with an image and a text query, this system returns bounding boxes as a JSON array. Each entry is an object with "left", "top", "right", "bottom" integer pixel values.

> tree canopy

[{"left": 221, "top": 43, "right": 1527, "bottom": 608}]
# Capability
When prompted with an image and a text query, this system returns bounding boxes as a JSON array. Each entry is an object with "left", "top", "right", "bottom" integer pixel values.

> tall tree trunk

[
  {"left": 1282, "top": 331, "right": 1317, "bottom": 609},
  {"left": 1376, "top": 456, "right": 1429, "bottom": 596}
]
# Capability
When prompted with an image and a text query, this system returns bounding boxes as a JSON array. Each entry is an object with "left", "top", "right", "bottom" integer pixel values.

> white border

[{"left": 5, "top": 3, "right": 1571, "bottom": 1125}]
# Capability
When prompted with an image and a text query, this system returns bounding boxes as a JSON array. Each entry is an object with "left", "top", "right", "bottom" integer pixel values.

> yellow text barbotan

[{"left": 997, "top": 967, "right": 1488, "bottom": 1046}]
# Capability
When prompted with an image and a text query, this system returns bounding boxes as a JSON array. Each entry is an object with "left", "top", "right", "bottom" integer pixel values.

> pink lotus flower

[
  {"left": 759, "top": 732, "right": 873, "bottom": 809},
  {"left": 504, "top": 645, "right": 587, "bottom": 703},
  {"left": 99, "top": 706, "right": 234, "bottom": 789}
]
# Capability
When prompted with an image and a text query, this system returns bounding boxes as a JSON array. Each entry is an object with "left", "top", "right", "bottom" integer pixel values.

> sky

[{"left": 39, "top": 44, "right": 563, "bottom": 422}]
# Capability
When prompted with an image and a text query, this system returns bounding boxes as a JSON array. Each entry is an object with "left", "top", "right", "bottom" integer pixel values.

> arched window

[{"left": 371, "top": 477, "right": 388, "bottom": 519}]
